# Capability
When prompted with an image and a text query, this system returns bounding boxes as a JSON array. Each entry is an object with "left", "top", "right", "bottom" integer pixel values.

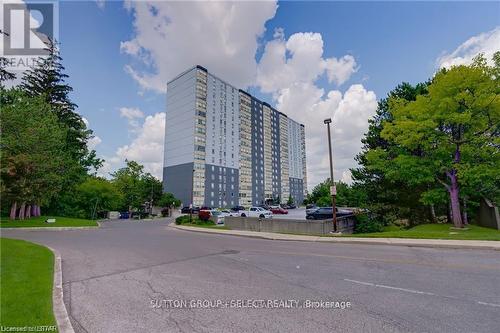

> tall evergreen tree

[
  {"left": 20, "top": 38, "right": 102, "bottom": 173},
  {"left": 0, "top": 30, "right": 16, "bottom": 85}
]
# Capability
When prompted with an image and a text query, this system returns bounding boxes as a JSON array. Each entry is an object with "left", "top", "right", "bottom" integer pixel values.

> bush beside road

[{"left": 0, "top": 238, "right": 57, "bottom": 330}]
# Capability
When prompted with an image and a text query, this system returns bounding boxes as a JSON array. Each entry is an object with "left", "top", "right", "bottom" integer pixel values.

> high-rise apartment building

[{"left": 163, "top": 66, "right": 307, "bottom": 207}]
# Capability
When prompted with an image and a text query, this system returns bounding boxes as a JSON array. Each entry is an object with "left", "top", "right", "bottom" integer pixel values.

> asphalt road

[{"left": 3, "top": 219, "right": 500, "bottom": 333}]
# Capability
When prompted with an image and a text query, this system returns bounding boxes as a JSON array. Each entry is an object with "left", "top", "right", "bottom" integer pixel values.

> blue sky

[{"left": 54, "top": 1, "right": 499, "bottom": 187}]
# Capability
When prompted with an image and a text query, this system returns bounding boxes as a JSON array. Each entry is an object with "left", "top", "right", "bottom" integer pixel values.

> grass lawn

[
  {"left": 349, "top": 223, "right": 500, "bottom": 241},
  {"left": 0, "top": 215, "right": 98, "bottom": 228},
  {"left": 0, "top": 238, "right": 57, "bottom": 330}
]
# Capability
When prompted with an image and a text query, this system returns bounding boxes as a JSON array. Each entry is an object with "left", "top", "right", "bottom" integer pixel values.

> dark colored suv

[
  {"left": 231, "top": 205, "right": 245, "bottom": 212},
  {"left": 306, "top": 207, "right": 353, "bottom": 220}
]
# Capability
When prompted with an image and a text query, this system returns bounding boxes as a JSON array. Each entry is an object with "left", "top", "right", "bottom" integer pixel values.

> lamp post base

[{"left": 329, "top": 231, "right": 343, "bottom": 236}]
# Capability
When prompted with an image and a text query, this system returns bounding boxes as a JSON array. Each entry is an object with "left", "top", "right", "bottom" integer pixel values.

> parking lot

[{"left": 272, "top": 207, "right": 307, "bottom": 220}]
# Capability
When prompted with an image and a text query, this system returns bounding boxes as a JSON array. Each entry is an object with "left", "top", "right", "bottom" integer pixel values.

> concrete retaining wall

[{"left": 225, "top": 215, "right": 356, "bottom": 235}]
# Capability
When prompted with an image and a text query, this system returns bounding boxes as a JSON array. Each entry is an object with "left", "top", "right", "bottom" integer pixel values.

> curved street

[{"left": 3, "top": 219, "right": 500, "bottom": 333}]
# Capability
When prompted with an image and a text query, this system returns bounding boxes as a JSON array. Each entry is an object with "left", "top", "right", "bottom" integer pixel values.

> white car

[
  {"left": 211, "top": 210, "right": 238, "bottom": 224},
  {"left": 239, "top": 207, "right": 273, "bottom": 219}
]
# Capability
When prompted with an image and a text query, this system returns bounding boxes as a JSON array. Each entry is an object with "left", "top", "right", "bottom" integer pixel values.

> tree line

[
  {"left": 306, "top": 53, "right": 499, "bottom": 229},
  {"left": 1, "top": 40, "right": 179, "bottom": 220}
]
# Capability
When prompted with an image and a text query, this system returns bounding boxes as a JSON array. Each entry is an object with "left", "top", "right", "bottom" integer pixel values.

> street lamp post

[{"left": 324, "top": 118, "right": 337, "bottom": 233}]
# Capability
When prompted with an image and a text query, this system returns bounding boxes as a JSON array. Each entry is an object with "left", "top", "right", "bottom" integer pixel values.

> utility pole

[{"left": 324, "top": 118, "right": 337, "bottom": 232}]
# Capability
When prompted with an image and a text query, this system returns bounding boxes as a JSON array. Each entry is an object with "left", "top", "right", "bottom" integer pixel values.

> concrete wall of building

[
  {"left": 288, "top": 118, "right": 303, "bottom": 180},
  {"left": 238, "top": 91, "right": 253, "bottom": 206},
  {"left": 204, "top": 164, "right": 239, "bottom": 208},
  {"left": 163, "top": 162, "right": 194, "bottom": 208},
  {"left": 164, "top": 66, "right": 307, "bottom": 208},
  {"left": 289, "top": 177, "right": 304, "bottom": 205},
  {"left": 225, "top": 215, "right": 356, "bottom": 234},
  {"left": 164, "top": 68, "right": 196, "bottom": 168},
  {"left": 251, "top": 97, "right": 265, "bottom": 205},
  {"left": 278, "top": 113, "right": 290, "bottom": 203},
  {"left": 205, "top": 74, "right": 240, "bottom": 168},
  {"left": 271, "top": 108, "right": 282, "bottom": 201}
]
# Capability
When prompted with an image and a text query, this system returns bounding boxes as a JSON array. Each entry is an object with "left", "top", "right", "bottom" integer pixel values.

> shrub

[
  {"left": 175, "top": 215, "right": 190, "bottom": 225},
  {"left": 175, "top": 215, "right": 215, "bottom": 226},
  {"left": 354, "top": 213, "right": 384, "bottom": 233}
]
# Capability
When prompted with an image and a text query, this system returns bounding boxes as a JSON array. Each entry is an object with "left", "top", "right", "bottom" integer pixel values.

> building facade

[{"left": 163, "top": 66, "right": 307, "bottom": 207}]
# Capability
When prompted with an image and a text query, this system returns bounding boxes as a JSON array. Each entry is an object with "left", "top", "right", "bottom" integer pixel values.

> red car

[{"left": 270, "top": 206, "right": 288, "bottom": 214}]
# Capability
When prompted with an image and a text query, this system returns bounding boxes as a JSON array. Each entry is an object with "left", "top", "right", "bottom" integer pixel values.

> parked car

[
  {"left": 239, "top": 206, "right": 273, "bottom": 219},
  {"left": 198, "top": 209, "right": 212, "bottom": 221},
  {"left": 119, "top": 211, "right": 130, "bottom": 219},
  {"left": 287, "top": 203, "right": 297, "bottom": 209},
  {"left": 257, "top": 204, "right": 271, "bottom": 210},
  {"left": 306, "top": 207, "right": 353, "bottom": 220},
  {"left": 214, "top": 210, "right": 237, "bottom": 224},
  {"left": 231, "top": 205, "right": 245, "bottom": 212},
  {"left": 181, "top": 206, "right": 200, "bottom": 214},
  {"left": 305, "top": 205, "right": 318, "bottom": 214},
  {"left": 131, "top": 211, "right": 148, "bottom": 219},
  {"left": 270, "top": 206, "right": 288, "bottom": 214}
]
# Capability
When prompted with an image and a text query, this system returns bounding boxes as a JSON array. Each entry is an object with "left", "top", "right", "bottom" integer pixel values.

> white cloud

[
  {"left": 121, "top": 1, "right": 278, "bottom": 92},
  {"left": 114, "top": 112, "right": 165, "bottom": 178},
  {"left": 81, "top": 117, "right": 102, "bottom": 150},
  {"left": 325, "top": 55, "right": 358, "bottom": 86},
  {"left": 119, "top": 107, "right": 144, "bottom": 120},
  {"left": 437, "top": 27, "right": 500, "bottom": 68},
  {"left": 87, "top": 136, "right": 102, "bottom": 150},
  {"left": 256, "top": 30, "right": 357, "bottom": 93},
  {"left": 257, "top": 30, "right": 375, "bottom": 189},
  {"left": 95, "top": 0, "right": 105, "bottom": 10},
  {"left": 119, "top": 107, "right": 144, "bottom": 129}
]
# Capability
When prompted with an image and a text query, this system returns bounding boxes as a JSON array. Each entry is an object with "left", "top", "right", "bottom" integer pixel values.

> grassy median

[
  {"left": 0, "top": 216, "right": 98, "bottom": 228},
  {"left": 0, "top": 238, "right": 57, "bottom": 329},
  {"left": 349, "top": 223, "right": 500, "bottom": 241}
]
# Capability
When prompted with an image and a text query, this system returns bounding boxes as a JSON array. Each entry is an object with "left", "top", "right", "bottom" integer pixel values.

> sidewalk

[{"left": 171, "top": 224, "right": 500, "bottom": 251}]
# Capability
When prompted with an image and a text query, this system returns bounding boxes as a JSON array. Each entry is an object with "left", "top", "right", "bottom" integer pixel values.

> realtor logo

[{"left": 1, "top": 1, "right": 58, "bottom": 69}]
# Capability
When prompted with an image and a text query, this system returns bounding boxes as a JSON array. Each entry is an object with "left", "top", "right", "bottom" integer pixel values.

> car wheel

[
  {"left": 259, "top": 214, "right": 265, "bottom": 218},
  {"left": 241, "top": 213, "right": 246, "bottom": 217}
]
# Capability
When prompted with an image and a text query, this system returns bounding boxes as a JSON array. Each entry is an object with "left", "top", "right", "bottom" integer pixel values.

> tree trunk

[
  {"left": 430, "top": 204, "right": 437, "bottom": 223},
  {"left": 37, "top": 205, "right": 41, "bottom": 216},
  {"left": 10, "top": 202, "right": 17, "bottom": 220},
  {"left": 18, "top": 202, "right": 26, "bottom": 220},
  {"left": 31, "top": 205, "right": 37, "bottom": 217},
  {"left": 446, "top": 200, "right": 453, "bottom": 224},
  {"left": 462, "top": 197, "right": 468, "bottom": 225},
  {"left": 25, "top": 205, "right": 31, "bottom": 219},
  {"left": 448, "top": 173, "right": 463, "bottom": 228}
]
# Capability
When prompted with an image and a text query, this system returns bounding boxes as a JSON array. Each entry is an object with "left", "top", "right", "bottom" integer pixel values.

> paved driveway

[{"left": 3, "top": 219, "right": 500, "bottom": 333}]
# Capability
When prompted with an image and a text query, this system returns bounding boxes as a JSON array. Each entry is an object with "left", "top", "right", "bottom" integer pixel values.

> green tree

[
  {"left": 0, "top": 88, "right": 67, "bottom": 219},
  {"left": 351, "top": 81, "right": 432, "bottom": 225},
  {"left": 304, "top": 180, "right": 366, "bottom": 208},
  {"left": 0, "top": 30, "right": 16, "bottom": 85},
  {"left": 140, "top": 173, "right": 163, "bottom": 207},
  {"left": 111, "top": 160, "right": 144, "bottom": 211},
  {"left": 73, "top": 177, "right": 123, "bottom": 219},
  {"left": 157, "top": 193, "right": 181, "bottom": 208},
  {"left": 20, "top": 39, "right": 102, "bottom": 174},
  {"left": 371, "top": 54, "right": 499, "bottom": 228}
]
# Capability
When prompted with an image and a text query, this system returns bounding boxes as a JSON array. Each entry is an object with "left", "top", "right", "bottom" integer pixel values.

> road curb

[
  {"left": 0, "top": 222, "right": 101, "bottom": 231},
  {"left": 170, "top": 224, "right": 500, "bottom": 251},
  {"left": 47, "top": 246, "right": 75, "bottom": 333}
]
